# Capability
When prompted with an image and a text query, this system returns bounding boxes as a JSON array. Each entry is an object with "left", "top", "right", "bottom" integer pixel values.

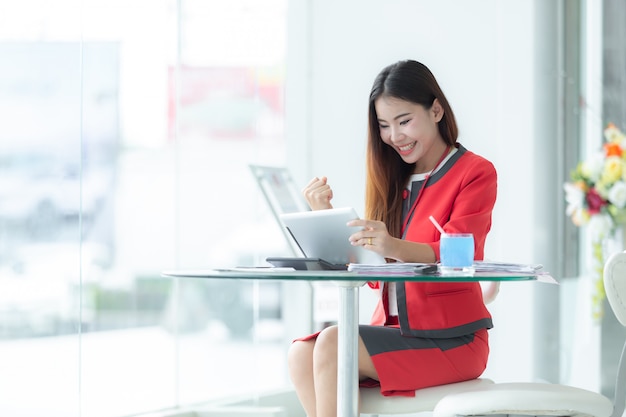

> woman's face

[{"left": 375, "top": 96, "right": 445, "bottom": 173}]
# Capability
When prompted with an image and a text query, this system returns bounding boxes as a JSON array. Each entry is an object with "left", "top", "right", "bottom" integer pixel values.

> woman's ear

[{"left": 431, "top": 98, "right": 444, "bottom": 122}]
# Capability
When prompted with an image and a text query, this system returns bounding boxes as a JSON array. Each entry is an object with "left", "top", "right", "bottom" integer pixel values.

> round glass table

[{"left": 162, "top": 268, "right": 537, "bottom": 417}]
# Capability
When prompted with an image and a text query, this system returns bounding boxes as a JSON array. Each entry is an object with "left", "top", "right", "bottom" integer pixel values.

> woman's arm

[{"left": 347, "top": 219, "right": 437, "bottom": 263}]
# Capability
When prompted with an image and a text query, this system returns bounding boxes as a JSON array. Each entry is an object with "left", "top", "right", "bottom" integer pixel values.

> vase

[
  {"left": 562, "top": 226, "right": 626, "bottom": 398},
  {"left": 567, "top": 226, "right": 626, "bottom": 395},
  {"left": 587, "top": 226, "right": 626, "bottom": 320},
  {"left": 603, "top": 226, "right": 626, "bottom": 262},
  {"left": 599, "top": 226, "right": 626, "bottom": 398},
  {"left": 596, "top": 227, "right": 626, "bottom": 315}
]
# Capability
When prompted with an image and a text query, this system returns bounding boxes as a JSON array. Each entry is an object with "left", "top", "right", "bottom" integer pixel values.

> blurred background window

[{"left": 0, "top": 1, "right": 291, "bottom": 416}]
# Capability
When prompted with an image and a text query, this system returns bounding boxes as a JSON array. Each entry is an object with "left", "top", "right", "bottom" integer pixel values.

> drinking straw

[{"left": 428, "top": 215, "right": 446, "bottom": 235}]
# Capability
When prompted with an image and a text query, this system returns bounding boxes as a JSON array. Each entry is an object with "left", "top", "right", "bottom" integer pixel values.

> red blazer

[{"left": 369, "top": 145, "right": 497, "bottom": 338}]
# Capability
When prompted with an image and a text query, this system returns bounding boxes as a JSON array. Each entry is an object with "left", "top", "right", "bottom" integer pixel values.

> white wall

[{"left": 285, "top": 0, "right": 561, "bottom": 383}]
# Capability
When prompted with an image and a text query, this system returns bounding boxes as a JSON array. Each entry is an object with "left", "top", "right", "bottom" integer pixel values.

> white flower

[
  {"left": 571, "top": 207, "right": 588, "bottom": 226},
  {"left": 608, "top": 181, "right": 626, "bottom": 209},
  {"left": 588, "top": 213, "right": 613, "bottom": 242},
  {"left": 563, "top": 182, "right": 585, "bottom": 215},
  {"left": 604, "top": 124, "right": 626, "bottom": 144},
  {"left": 581, "top": 152, "right": 605, "bottom": 183}
]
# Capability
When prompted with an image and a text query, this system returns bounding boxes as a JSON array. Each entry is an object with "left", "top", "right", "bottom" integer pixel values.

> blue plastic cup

[{"left": 439, "top": 233, "right": 475, "bottom": 275}]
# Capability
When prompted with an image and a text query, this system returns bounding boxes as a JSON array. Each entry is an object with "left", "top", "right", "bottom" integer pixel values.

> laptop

[
  {"left": 248, "top": 164, "right": 310, "bottom": 256},
  {"left": 268, "top": 207, "right": 386, "bottom": 270}
]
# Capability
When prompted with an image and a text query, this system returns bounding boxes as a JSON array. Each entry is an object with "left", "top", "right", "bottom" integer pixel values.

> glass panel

[
  {"left": 174, "top": 0, "right": 290, "bottom": 405},
  {"left": 0, "top": 0, "right": 289, "bottom": 416},
  {"left": 0, "top": 40, "right": 82, "bottom": 417},
  {"left": 76, "top": 2, "right": 179, "bottom": 415}
]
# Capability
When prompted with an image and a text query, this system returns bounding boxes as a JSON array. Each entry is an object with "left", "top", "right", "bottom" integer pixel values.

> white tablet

[{"left": 277, "top": 207, "right": 386, "bottom": 268}]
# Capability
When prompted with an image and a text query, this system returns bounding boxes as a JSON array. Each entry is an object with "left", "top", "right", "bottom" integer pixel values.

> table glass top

[{"left": 161, "top": 268, "right": 537, "bottom": 282}]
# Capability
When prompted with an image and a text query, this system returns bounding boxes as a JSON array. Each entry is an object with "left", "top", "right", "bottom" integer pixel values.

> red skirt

[{"left": 293, "top": 326, "right": 489, "bottom": 397}]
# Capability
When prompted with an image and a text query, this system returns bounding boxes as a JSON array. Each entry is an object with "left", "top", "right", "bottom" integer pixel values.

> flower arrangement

[{"left": 564, "top": 123, "right": 626, "bottom": 319}]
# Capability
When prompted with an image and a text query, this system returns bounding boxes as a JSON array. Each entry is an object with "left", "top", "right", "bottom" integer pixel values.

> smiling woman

[{"left": 290, "top": 59, "right": 497, "bottom": 417}]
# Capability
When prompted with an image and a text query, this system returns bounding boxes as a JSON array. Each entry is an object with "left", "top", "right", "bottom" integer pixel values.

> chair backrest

[{"left": 603, "top": 250, "right": 626, "bottom": 417}]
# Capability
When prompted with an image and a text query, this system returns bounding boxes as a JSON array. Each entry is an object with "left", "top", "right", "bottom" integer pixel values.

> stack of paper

[
  {"left": 347, "top": 263, "right": 434, "bottom": 274},
  {"left": 473, "top": 261, "right": 557, "bottom": 283},
  {"left": 349, "top": 261, "right": 543, "bottom": 274},
  {"left": 472, "top": 261, "right": 544, "bottom": 274},
  {"left": 346, "top": 261, "right": 558, "bottom": 284}
]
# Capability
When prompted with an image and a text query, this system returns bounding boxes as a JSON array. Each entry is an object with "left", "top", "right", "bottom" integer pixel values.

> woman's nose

[{"left": 390, "top": 126, "right": 404, "bottom": 142}]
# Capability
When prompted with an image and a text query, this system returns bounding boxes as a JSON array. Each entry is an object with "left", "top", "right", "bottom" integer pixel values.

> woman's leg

[
  {"left": 311, "top": 326, "right": 339, "bottom": 417},
  {"left": 288, "top": 325, "right": 380, "bottom": 417},
  {"left": 288, "top": 339, "right": 317, "bottom": 417}
]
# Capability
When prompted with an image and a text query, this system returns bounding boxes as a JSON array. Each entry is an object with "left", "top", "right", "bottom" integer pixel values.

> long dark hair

[{"left": 364, "top": 60, "right": 459, "bottom": 237}]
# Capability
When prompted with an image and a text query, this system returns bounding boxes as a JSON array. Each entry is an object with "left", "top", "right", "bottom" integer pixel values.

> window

[{"left": 0, "top": 1, "right": 290, "bottom": 415}]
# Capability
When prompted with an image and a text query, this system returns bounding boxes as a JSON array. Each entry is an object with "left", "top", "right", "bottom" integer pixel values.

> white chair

[
  {"left": 431, "top": 250, "right": 626, "bottom": 417},
  {"left": 360, "top": 282, "right": 501, "bottom": 416},
  {"left": 360, "top": 378, "right": 494, "bottom": 416}
]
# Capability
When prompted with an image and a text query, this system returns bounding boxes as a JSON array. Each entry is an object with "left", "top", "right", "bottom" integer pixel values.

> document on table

[
  {"left": 348, "top": 261, "right": 558, "bottom": 283},
  {"left": 214, "top": 267, "right": 296, "bottom": 272},
  {"left": 472, "top": 261, "right": 544, "bottom": 273},
  {"left": 347, "top": 262, "right": 435, "bottom": 274},
  {"left": 473, "top": 261, "right": 558, "bottom": 284},
  {"left": 349, "top": 261, "right": 543, "bottom": 273}
]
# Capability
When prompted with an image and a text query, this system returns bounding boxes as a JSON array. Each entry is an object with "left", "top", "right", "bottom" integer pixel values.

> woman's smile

[{"left": 397, "top": 141, "right": 417, "bottom": 155}]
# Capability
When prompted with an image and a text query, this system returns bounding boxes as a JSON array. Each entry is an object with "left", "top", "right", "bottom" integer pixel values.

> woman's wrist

[{"left": 391, "top": 239, "right": 436, "bottom": 263}]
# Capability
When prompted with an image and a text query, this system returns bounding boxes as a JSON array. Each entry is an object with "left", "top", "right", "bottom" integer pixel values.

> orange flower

[
  {"left": 604, "top": 142, "right": 622, "bottom": 157},
  {"left": 574, "top": 180, "right": 588, "bottom": 192}
]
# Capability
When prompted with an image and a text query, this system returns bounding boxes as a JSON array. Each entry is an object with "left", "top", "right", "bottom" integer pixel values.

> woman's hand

[
  {"left": 302, "top": 176, "right": 334, "bottom": 210},
  {"left": 348, "top": 218, "right": 437, "bottom": 263},
  {"left": 347, "top": 219, "right": 397, "bottom": 259}
]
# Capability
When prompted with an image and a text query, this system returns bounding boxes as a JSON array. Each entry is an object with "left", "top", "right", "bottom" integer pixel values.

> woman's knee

[
  {"left": 312, "top": 326, "right": 338, "bottom": 367},
  {"left": 289, "top": 340, "right": 313, "bottom": 367},
  {"left": 288, "top": 340, "right": 315, "bottom": 381}
]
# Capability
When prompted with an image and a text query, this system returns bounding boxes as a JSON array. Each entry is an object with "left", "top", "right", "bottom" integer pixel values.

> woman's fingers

[{"left": 302, "top": 176, "right": 333, "bottom": 210}]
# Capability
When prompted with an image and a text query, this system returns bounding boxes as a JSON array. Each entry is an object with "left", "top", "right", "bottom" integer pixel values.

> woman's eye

[
  {"left": 399, "top": 119, "right": 411, "bottom": 126},
  {"left": 379, "top": 124, "right": 389, "bottom": 129}
]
